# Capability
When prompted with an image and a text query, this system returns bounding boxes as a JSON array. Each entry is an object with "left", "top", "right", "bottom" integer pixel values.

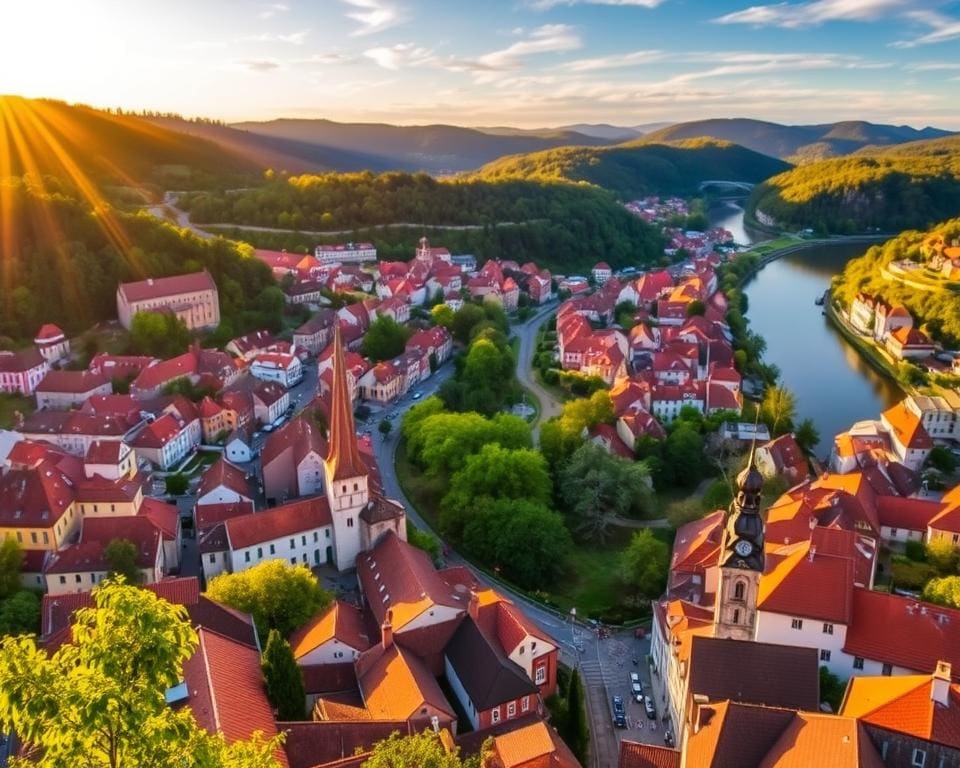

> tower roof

[{"left": 326, "top": 324, "right": 366, "bottom": 481}]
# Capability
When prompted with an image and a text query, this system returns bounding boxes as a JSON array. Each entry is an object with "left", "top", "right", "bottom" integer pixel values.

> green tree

[
  {"left": 431, "top": 304, "right": 455, "bottom": 330},
  {"left": 539, "top": 391, "right": 614, "bottom": 469},
  {"left": 206, "top": 560, "right": 331, "bottom": 636},
  {"left": 819, "top": 666, "right": 846, "bottom": 712},
  {"left": 794, "top": 418, "right": 821, "bottom": 452},
  {"left": 378, "top": 418, "right": 392, "bottom": 437},
  {"left": 128, "top": 311, "right": 191, "bottom": 358},
  {"left": 560, "top": 443, "right": 655, "bottom": 543},
  {"left": 363, "top": 731, "right": 483, "bottom": 768},
  {"left": 928, "top": 446, "right": 958, "bottom": 474},
  {"left": 619, "top": 529, "right": 669, "bottom": 599},
  {"left": 0, "top": 538, "right": 24, "bottom": 599},
  {"left": 451, "top": 304, "right": 486, "bottom": 345},
  {"left": 926, "top": 539, "right": 960, "bottom": 575},
  {"left": 760, "top": 386, "right": 797, "bottom": 436},
  {"left": 406, "top": 522, "right": 442, "bottom": 564},
  {"left": 664, "top": 423, "right": 705, "bottom": 489},
  {"left": 0, "top": 590, "right": 40, "bottom": 636},
  {"left": 0, "top": 580, "right": 281, "bottom": 768},
  {"left": 923, "top": 575, "right": 960, "bottom": 608},
  {"left": 104, "top": 538, "right": 143, "bottom": 585},
  {"left": 565, "top": 669, "right": 590, "bottom": 765},
  {"left": 166, "top": 473, "right": 189, "bottom": 496},
  {"left": 362, "top": 315, "right": 411, "bottom": 362},
  {"left": 262, "top": 629, "right": 306, "bottom": 721},
  {"left": 439, "top": 445, "right": 552, "bottom": 538}
]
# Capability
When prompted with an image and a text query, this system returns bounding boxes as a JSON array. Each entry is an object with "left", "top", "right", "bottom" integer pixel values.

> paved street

[{"left": 513, "top": 302, "right": 562, "bottom": 432}]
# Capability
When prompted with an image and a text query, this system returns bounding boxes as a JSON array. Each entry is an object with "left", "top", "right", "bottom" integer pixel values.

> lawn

[{"left": 0, "top": 393, "right": 33, "bottom": 429}]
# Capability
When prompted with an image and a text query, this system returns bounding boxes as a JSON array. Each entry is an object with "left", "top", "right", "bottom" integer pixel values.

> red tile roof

[
  {"left": 183, "top": 628, "right": 287, "bottom": 767},
  {"left": 619, "top": 741, "right": 680, "bottom": 768},
  {"left": 876, "top": 496, "right": 943, "bottom": 532},
  {"left": 198, "top": 458, "right": 254, "bottom": 500},
  {"left": 84, "top": 440, "right": 126, "bottom": 465},
  {"left": 118, "top": 270, "right": 216, "bottom": 303},
  {"left": 34, "top": 323, "right": 65, "bottom": 342},
  {"left": 225, "top": 496, "right": 332, "bottom": 550},
  {"left": 130, "top": 413, "right": 189, "bottom": 449},
  {"left": 0, "top": 459, "right": 76, "bottom": 530},
  {"left": 844, "top": 590, "right": 960, "bottom": 677},
  {"left": 36, "top": 369, "right": 110, "bottom": 395},
  {"left": 290, "top": 601, "right": 372, "bottom": 660},
  {"left": 327, "top": 326, "right": 366, "bottom": 481},
  {"left": 196, "top": 500, "right": 255, "bottom": 530}
]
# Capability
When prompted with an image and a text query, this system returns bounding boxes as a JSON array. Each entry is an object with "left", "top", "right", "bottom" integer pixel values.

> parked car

[
  {"left": 644, "top": 697, "right": 656, "bottom": 720},
  {"left": 631, "top": 682, "right": 643, "bottom": 703},
  {"left": 412, "top": 391, "right": 423, "bottom": 400},
  {"left": 630, "top": 672, "right": 641, "bottom": 686},
  {"left": 612, "top": 695, "right": 627, "bottom": 728},
  {"left": 664, "top": 731, "right": 674, "bottom": 747}
]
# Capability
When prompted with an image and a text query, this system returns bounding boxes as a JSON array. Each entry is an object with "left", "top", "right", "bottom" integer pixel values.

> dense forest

[
  {"left": 832, "top": 217, "right": 960, "bottom": 346},
  {"left": 748, "top": 136, "right": 960, "bottom": 234},
  {"left": 179, "top": 172, "right": 665, "bottom": 272},
  {"left": 0, "top": 178, "right": 278, "bottom": 342},
  {"left": 471, "top": 138, "right": 791, "bottom": 198}
]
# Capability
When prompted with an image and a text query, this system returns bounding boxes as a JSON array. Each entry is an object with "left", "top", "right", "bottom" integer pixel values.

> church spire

[
  {"left": 719, "top": 442, "right": 765, "bottom": 572},
  {"left": 326, "top": 324, "right": 366, "bottom": 481}
]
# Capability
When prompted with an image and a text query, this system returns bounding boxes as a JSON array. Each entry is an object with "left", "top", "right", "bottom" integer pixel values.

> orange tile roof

[
  {"left": 841, "top": 673, "right": 960, "bottom": 749},
  {"left": 882, "top": 401, "right": 933, "bottom": 450},
  {"left": 492, "top": 720, "right": 563, "bottom": 768},
  {"left": 326, "top": 326, "right": 366, "bottom": 482},
  {"left": 618, "top": 741, "right": 680, "bottom": 768},
  {"left": 290, "top": 601, "right": 372, "bottom": 660},
  {"left": 357, "top": 643, "right": 454, "bottom": 722},
  {"left": 929, "top": 499, "right": 960, "bottom": 535}
]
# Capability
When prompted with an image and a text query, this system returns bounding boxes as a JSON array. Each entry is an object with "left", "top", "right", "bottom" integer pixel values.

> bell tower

[
  {"left": 714, "top": 443, "right": 765, "bottom": 641},
  {"left": 324, "top": 325, "right": 368, "bottom": 570}
]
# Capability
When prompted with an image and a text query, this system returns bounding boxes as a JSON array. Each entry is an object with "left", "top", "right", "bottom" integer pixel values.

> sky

[{"left": 3, "top": 0, "right": 960, "bottom": 128}]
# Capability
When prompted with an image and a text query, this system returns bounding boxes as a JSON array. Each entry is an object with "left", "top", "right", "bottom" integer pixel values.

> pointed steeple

[
  {"left": 326, "top": 324, "right": 366, "bottom": 481},
  {"left": 719, "top": 442, "right": 765, "bottom": 572}
]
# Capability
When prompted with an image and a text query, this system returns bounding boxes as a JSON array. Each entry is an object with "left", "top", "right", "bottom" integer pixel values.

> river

[{"left": 709, "top": 200, "right": 902, "bottom": 454}]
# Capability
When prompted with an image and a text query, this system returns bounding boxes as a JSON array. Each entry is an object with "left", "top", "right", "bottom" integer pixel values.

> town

[{"left": 1, "top": 204, "right": 960, "bottom": 768}]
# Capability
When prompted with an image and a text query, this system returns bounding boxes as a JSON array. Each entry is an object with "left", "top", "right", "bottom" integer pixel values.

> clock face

[{"left": 734, "top": 540, "right": 753, "bottom": 557}]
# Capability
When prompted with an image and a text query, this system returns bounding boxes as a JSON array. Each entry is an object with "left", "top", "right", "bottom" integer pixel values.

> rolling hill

[
  {"left": 748, "top": 135, "right": 960, "bottom": 234},
  {"left": 644, "top": 118, "right": 954, "bottom": 163},
  {"left": 471, "top": 138, "right": 792, "bottom": 198},
  {"left": 227, "top": 118, "right": 610, "bottom": 173},
  {"left": 0, "top": 96, "right": 258, "bottom": 191}
]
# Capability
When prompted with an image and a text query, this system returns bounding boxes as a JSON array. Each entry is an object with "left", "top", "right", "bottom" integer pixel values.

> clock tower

[{"left": 714, "top": 444, "right": 765, "bottom": 641}]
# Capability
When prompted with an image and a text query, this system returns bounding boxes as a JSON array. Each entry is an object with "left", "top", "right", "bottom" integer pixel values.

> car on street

[
  {"left": 412, "top": 391, "right": 423, "bottom": 400},
  {"left": 644, "top": 696, "right": 656, "bottom": 720},
  {"left": 612, "top": 696, "right": 627, "bottom": 728},
  {"left": 631, "top": 682, "right": 643, "bottom": 703}
]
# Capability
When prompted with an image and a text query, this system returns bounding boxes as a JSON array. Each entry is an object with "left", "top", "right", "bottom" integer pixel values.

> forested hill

[
  {"left": 0, "top": 96, "right": 258, "bottom": 192},
  {"left": 470, "top": 138, "right": 791, "bottom": 198},
  {"left": 179, "top": 172, "right": 664, "bottom": 273},
  {"left": 832, "top": 217, "right": 960, "bottom": 347},
  {"left": 643, "top": 118, "right": 954, "bottom": 163},
  {"left": 748, "top": 135, "right": 960, "bottom": 234},
  {"left": 226, "top": 117, "right": 610, "bottom": 174},
  {"left": 0, "top": 178, "right": 276, "bottom": 342}
]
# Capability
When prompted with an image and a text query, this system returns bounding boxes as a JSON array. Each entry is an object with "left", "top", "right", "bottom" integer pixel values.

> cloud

[
  {"left": 891, "top": 9, "right": 960, "bottom": 47},
  {"left": 528, "top": 0, "right": 664, "bottom": 8},
  {"left": 259, "top": 3, "right": 290, "bottom": 19},
  {"left": 713, "top": 0, "right": 909, "bottom": 28},
  {"left": 905, "top": 61, "right": 960, "bottom": 71},
  {"left": 340, "top": 0, "right": 404, "bottom": 36},
  {"left": 294, "top": 52, "right": 356, "bottom": 65},
  {"left": 475, "top": 24, "right": 582, "bottom": 70},
  {"left": 363, "top": 43, "right": 434, "bottom": 70},
  {"left": 562, "top": 50, "right": 665, "bottom": 71},
  {"left": 239, "top": 30, "right": 310, "bottom": 45},
  {"left": 238, "top": 59, "right": 282, "bottom": 72}
]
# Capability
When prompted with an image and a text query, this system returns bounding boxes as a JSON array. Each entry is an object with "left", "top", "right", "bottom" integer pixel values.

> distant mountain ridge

[
  {"left": 227, "top": 118, "right": 611, "bottom": 174},
  {"left": 643, "top": 118, "right": 955, "bottom": 163}
]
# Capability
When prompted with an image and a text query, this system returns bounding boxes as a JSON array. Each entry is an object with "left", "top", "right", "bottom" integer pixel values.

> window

[
  {"left": 791, "top": 618, "right": 803, "bottom": 630},
  {"left": 853, "top": 657, "right": 864, "bottom": 670},
  {"left": 244, "top": 551, "right": 251, "bottom": 563},
  {"left": 289, "top": 538, "right": 295, "bottom": 549},
  {"left": 354, "top": 483, "right": 358, "bottom": 492},
  {"left": 507, "top": 702, "right": 516, "bottom": 718},
  {"left": 732, "top": 609, "right": 741, "bottom": 624},
  {"left": 302, "top": 535, "right": 307, "bottom": 545},
  {"left": 491, "top": 707, "right": 500, "bottom": 724},
  {"left": 823, "top": 623, "right": 834, "bottom": 635},
  {"left": 535, "top": 665, "right": 546, "bottom": 685},
  {"left": 257, "top": 547, "right": 263, "bottom": 560},
  {"left": 820, "top": 649, "right": 831, "bottom": 662},
  {"left": 519, "top": 645, "right": 525, "bottom": 655},
  {"left": 269, "top": 544, "right": 276, "bottom": 555},
  {"left": 209, "top": 554, "right": 216, "bottom": 564},
  {"left": 290, "top": 557, "right": 296, "bottom": 565},
  {"left": 882, "top": 663, "right": 893, "bottom": 676},
  {"left": 59, "top": 575, "right": 66, "bottom": 584},
  {"left": 325, "top": 529, "right": 330, "bottom": 538},
  {"left": 913, "top": 749, "right": 926, "bottom": 767},
  {"left": 733, "top": 581, "right": 745, "bottom": 601},
  {"left": 521, "top": 696, "right": 530, "bottom": 713},
  {"left": 31, "top": 532, "right": 37, "bottom": 544},
  {"left": 890, "top": 528, "right": 898, "bottom": 536},
  {"left": 313, "top": 531, "right": 319, "bottom": 542},
  {"left": 75, "top": 574, "right": 82, "bottom": 583},
  {"left": 347, "top": 518, "right": 354, "bottom": 528}
]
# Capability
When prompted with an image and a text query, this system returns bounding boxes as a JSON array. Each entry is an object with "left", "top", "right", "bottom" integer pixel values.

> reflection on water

[
  {"left": 708, "top": 200, "right": 755, "bottom": 245},
  {"left": 743, "top": 246, "right": 902, "bottom": 453},
  {"left": 706, "top": 203, "right": 902, "bottom": 453}
]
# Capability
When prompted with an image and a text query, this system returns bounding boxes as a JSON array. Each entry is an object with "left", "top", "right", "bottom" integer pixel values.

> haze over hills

[
  {"left": 556, "top": 123, "right": 672, "bottom": 140},
  {"left": 472, "top": 138, "right": 792, "bottom": 198},
  {"left": 228, "top": 118, "right": 610, "bottom": 174},
  {"left": 643, "top": 118, "right": 955, "bottom": 163}
]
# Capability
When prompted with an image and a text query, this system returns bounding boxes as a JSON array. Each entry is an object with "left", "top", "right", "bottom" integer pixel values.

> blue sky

[{"left": 3, "top": 0, "right": 960, "bottom": 127}]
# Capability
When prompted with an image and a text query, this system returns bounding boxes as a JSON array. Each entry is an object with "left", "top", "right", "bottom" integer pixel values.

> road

[{"left": 513, "top": 303, "right": 563, "bottom": 434}]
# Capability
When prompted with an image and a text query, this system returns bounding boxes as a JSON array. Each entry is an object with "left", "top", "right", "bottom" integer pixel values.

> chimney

[
  {"left": 933, "top": 661, "right": 952, "bottom": 706},
  {"left": 468, "top": 590, "right": 479, "bottom": 622},
  {"left": 808, "top": 545, "right": 817, "bottom": 562},
  {"left": 381, "top": 609, "right": 393, "bottom": 650},
  {"left": 430, "top": 715, "right": 440, "bottom": 733},
  {"left": 691, "top": 694, "right": 710, "bottom": 734}
]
